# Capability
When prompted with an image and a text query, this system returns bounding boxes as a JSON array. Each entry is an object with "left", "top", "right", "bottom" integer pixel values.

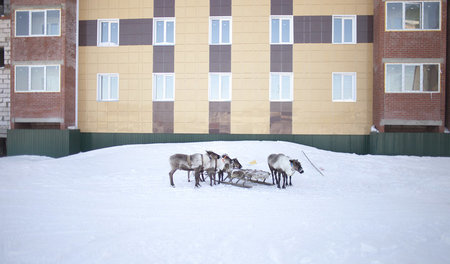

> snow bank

[{"left": 1, "top": 141, "right": 450, "bottom": 264}]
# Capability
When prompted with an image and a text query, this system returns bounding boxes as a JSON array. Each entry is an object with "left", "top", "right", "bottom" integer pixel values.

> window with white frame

[
  {"left": 209, "top": 73, "right": 231, "bottom": 101},
  {"left": 333, "top": 15, "right": 356, "bottom": 44},
  {"left": 210, "top": 17, "right": 232, "bottom": 45},
  {"left": 97, "top": 73, "right": 119, "bottom": 101},
  {"left": 153, "top": 73, "right": 174, "bottom": 101},
  {"left": 385, "top": 63, "right": 439, "bottom": 93},
  {"left": 332, "top": 72, "right": 356, "bottom": 102},
  {"left": 270, "top": 16, "right": 293, "bottom": 44},
  {"left": 386, "top": 1, "right": 440, "bottom": 30},
  {"left": 15, "top": 65, "right": 60, "bottom": 92},
  {"left": 15, "top": 9, "right": 60, "bottom": 37},
  {"left": 97, "top": 19, "right": 119, "bottom": 46},
  {"left": 270, "top": 72, "right": 293, "bottom": 101},
  {"left": 153, "top": 18, "right": 175, "bottom": 45}
]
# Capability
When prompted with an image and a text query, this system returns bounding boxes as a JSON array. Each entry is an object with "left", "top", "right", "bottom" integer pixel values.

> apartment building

[{"left": 0, "top": 0, "right": 10, "bottom": 155}]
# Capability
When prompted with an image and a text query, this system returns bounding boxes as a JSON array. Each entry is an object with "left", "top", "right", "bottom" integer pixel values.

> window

[
  {"left": 97, "top": 19, "right": 119, "bottom": 46},
  {"left": 386, "top": 1, "right": 440, "bottom": 30},
  {"left": 210, "top": 17, "right": 232, "bottom": 45},
  {"left": 153, "top": 18, "right": 175, "bottom": 45},
  {"left": 332, "top": 72, "right": 356, "bottom": 102},
  {"left": 15, "top": 65, "right": 60, "bottom": 92},
  {"left": 15, "top": 9, "right": 60, "bottom": 37},
  {"left": 97, "top": 74, "right": 119, "bottom": 101},
  {"left": 333, "top": 15, "right": 356, "bottom": 44},
  {"left": 209, "top": 73, "right": 231, "bottom": 101},
  {"left": 270, "top": 73, "right": 293, "bottom": 101},
  {"left": 270, "top": 16, "right": 293, "bottom": 44},
  {"left": 153, "top": 73, "right": 174, "bottom": 101},
  {"left": 385, "top": 63, "right": 439, "bottom": 92}
]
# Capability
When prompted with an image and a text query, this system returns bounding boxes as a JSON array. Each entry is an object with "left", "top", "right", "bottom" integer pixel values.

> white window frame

[
  {"left": 97, "top": 73, "right": 119, "bottom": 102},
  {"left": 153, "top": 73, "right": 175, "bottom": 101},
  {"left": 209, "top": 16, "right": 232, "bottom": 45},
  {"left": 153, "top": 17, "right": 176, "bottom": 46},
  {"left": 270, "top": 72, "right": 293, "bottom": 102},
  {"left": 332, "top": 72, "right": 357, "bottom": 102},
  {"left": 15, "top": 9, "right": 61, "bottom": 37},
  {"left": 332, "top": 15, "right": 357, "bottom": 44},
  {"left": 209, "top": 73, "right": 232, "bottom": 101},
  {"left": 270, "top": 15, "right": 293, "bottom": 45},
  {"left": 385, "top": 1, "right": 441, "bottom": 31},
  {"left": 97, "top": 19, "right": 120, "bottom": 47},
  {"left": 385, "top": 63, "right": 440, "bottom": 93},
  {"left": 14, "top": 65, "right": 61, "bottom": 93}
]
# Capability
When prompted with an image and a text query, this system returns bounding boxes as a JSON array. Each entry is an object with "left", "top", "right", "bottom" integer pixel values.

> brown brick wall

[{"left": 373, "top": 0, "right": 447, "bottom": 132}]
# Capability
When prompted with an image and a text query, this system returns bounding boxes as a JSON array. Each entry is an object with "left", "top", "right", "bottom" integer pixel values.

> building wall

[
  {"left": 0, "top": 18, "right": 11, "bottom": 138},
  {"left": 373, "top": 0, "right": 447, "bottom": 132},
  {"left": 78, "top": 0, "right": 374, "bottom": 135}
]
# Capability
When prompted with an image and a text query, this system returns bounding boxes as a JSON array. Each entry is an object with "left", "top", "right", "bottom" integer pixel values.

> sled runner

[{"left": 219, "top": 169, "right": 274, "bottom": 188}]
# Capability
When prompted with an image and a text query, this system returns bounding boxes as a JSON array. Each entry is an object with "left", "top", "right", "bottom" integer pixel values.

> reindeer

[
  {"left": 216, "top": 156, "right": 243, "bottom": 184},
  {"left": 268, "top": 154, "right": 304, "bottom": 189},
  {"left": 169, "top": 150, "right": 220, "bottom": 187}
]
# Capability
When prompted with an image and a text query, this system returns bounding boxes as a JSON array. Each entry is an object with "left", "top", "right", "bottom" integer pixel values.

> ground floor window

[
  {"left": 385, "top": 63, "right": 439, "bottom": 93},
  {"left": 97, "top": 73, "right": 119, "bottom": 101},
  {"left": 153, "top": 73, "right": 174, "bottom": 101},
  {"left": 209, "top": 73, "right": 231, "bottom": 101},
  {"left": 270, "top": 72, "right": 293, "bottom": 101},
  {"left": 332, "top": 72, "right": 356, "bottom": 102},
  {"left": 15, "top": 65, "right": 60, "bottom": 92}
]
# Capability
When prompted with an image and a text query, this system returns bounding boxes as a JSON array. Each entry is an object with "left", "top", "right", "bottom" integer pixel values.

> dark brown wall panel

[
  {"left": 270, "top": 102, "right": 292, "bottom": 134},
  {"left": 357, "top": 15, "right": 374, "bottom": 43},
  {"left": 79, "top": 20, "right": 97, "bottom": 46},
  {"left": 209, "top": 102, "right": 230, "bottom": 134},
  {"left": 294, "top": 16, "right": 332, "bottom": 44},
  {"left": 153, "top": 46, "right": 174, "bottom": 73},
  {"left": 270, "top": 45, "right": 292, "bottom": 72},
  {"left": 209, "top": 45, "right": 231, "bottom": 72},
  {"left": 271, "top": 0, "right": 292, "bottom": 15},
  {"left": 154, "top": 0, "right": 175, "bottom": 17},
  {"left": 119, "top": 19, "right": 153, "bottom": 45},
  {"left": 210, "top": 0, "right": 232, "bottom": 16},
  {"left": 153, "top": 102, "right": 174, "bottom": 133}
]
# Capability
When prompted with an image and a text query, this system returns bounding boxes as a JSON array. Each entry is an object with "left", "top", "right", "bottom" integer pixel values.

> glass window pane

[
  {"left": 405, "top": 3, "right": 421, "bottom": 29},
  {"left": 166, "top": 21, "right": 174, "bottom": 44},
  {"left": 155, "top": 75, "right": 164, "bottom": 99},
  {"left": 211, "top": 20, "right": 220, "bottom": 44},
  {"left": 404, "top": 65, "right": 420, "bottom": 91},
  {"left": 16, "top": 66, "right": 29, "bottom": 91},
  {"left": 111, "top": 22, "right": 119, "bottom": 44},
  {"left": 221, "top": 75, "right": 230, "bottom": 100},
  {"left": 343, "top": 75, "right": 353, "bottom": 100},
  {"left": 16, "top": 11, "right": 29, "bottom": 36},
  {"left": 110, "top": 76, "right": 118, "bottom": 99},
  {"left": 423, "top": 2, "right": 440, "bottom": 29},
  {"left": 271, "top": 19, "right": 279, "bottom": 43},
  {"left": 344, "top": 19, "right": 353, "bottom": 43},
  {"left": 31, "top": 11, "right": 45, "bottom": 35},
  {"left": 222, "top": 20, "right": 230, "bottom": 44},
  {"left": 423, "top": 65, "right": 439, "bottom": 92},
  {"left": 332, "top": 74, "right": 342, "bottom": 100},
  {"left": 100, "top": 75, "right": 109, "bottom": 100},
  {"left": 270, "top": 74, "right": 280, "bottom": 100},
  {"left": 46, "top": 66, "right": 59, "bottom": 92},
  {"left": 46, "top": 10, "right": 60, "bottom": 36},
  {"left": 281, "top": 19, "right": 290, "bottom": 43},
  {"left": 386, "top": 64, "right": 402, "bottom": 92},
  {"left": 165, "top": 75, "right": 174, "bottom": 99},
  {"left": 31, "top": 67, "right": 45, "bottom": 91},
  {"left": 156, "top": 21, "right": 164, "bottom": 43},
  {"left": 101, "top": 22, "right": 109, "bottom": 43},
  {"left": 210, "top": 74, "right": 219, "bottom": 100},
  {"left": 281, "top": 75, "right": 291, "bottom": 100},
  {"left": 333, "top": 18, "right": 342, "bottom": 43},
  {"left": 386, "top": 3, "right": 403, "bottom": 30}
]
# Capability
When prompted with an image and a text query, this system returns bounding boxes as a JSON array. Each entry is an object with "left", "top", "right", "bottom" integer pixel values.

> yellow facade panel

[{"left": 294, "top": 1, "right": 373, "bottom": 16}]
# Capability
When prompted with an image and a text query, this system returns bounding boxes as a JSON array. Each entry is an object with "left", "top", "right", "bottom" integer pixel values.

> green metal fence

[{"left": 5, "top": 130, "right": 450, "bottom": 158}]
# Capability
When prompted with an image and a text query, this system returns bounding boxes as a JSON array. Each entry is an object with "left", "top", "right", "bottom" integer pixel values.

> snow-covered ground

[{"left": 1, "top": 141, "right": 450, "bottom": 264}]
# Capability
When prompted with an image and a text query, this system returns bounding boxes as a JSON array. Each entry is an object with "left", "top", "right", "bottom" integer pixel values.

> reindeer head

[
  {"left": 290, "top": 159, "right": 304, "bottom": 174},
  {"left": 205, "top": 150, "right": 220, "bottom": 160},
  {"left": 221, "top": 154, "right": 232, "bottom": 164},
  {"left": 231, "top": 158, "right": 243, "bottom": 169}
]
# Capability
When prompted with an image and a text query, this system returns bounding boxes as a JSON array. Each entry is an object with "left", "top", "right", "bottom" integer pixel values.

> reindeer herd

[{"left": 168, "top": 150, "right": 304, "bottom": 189}]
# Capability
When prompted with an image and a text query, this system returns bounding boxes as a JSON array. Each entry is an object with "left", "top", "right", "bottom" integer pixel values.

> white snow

[{"left": 1, "top": 141, "right": 450, "bottom": 264}]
